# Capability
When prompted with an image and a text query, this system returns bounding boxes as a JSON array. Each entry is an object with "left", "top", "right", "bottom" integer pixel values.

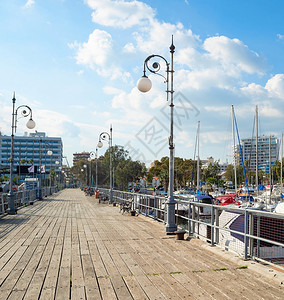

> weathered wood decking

[{"left": 0, "top": 189, "right": 283, "bottom": 299}]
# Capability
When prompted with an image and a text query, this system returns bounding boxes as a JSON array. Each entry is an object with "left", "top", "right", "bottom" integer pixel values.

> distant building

[
  {"left": 219, "top": 162, "right": 228, "bottom": 173},
  {"left": 0, "top": 132, "right": 63, "bottom": 178},
  {"left": 201, "top": 156, "right": 215, "bottom": 169},
  {"left": 234, "top": 135, "right": 279, "bottom": 171},
  {"left": 73, "top": 152, "right": 90, "bottom": 165}
]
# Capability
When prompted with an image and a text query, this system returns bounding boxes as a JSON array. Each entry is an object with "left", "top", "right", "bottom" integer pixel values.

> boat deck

[{"left": 0, "top": 188, "right": 283, "bottom": 299}]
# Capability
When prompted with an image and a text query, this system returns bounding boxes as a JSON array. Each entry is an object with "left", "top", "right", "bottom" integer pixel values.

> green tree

[
  {"left": 115, "top": 159, "right": 143, "bottom": 190},
  {"left": 147, "top": 157, "right": 196, "bottom": 191}
]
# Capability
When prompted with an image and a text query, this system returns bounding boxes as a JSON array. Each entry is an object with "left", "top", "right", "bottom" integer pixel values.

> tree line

[
  {"left": 70, "top": 146, "right": 146, "bottom": 190},
  {"left": 70, "top": 145, "right": 284, "bottom": 191}
]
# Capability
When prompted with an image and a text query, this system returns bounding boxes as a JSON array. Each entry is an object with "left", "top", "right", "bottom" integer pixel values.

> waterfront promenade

[{"left": 0, "top": 189, "right": 283, "bottom": 299}]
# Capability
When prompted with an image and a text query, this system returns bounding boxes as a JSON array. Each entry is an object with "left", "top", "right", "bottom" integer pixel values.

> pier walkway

[{"left": 0, "top": 189, "right": 283, "bottom": 299}]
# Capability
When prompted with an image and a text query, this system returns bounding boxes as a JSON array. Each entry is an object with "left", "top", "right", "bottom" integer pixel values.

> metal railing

[
  {"left": 0, "top": 185, "right": 65, "bottom": 215},
  {"left": 98, "top": 188, "right": 284, "bottom": 268}
]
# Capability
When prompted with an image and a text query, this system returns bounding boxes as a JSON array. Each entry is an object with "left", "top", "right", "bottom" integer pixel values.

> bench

[
  {"left": 99, "top": 194, "right": 109, "bottom": 203},
  {"left": 119, "top": 201, "right": 133, "bottom": 214}
]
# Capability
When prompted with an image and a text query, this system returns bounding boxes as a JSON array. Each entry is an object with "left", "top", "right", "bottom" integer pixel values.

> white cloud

[
  {"left": 103, "top": 86, "right": 123, "bottom": 95},
  {"left": 175, "top": 130, "right": 194, "bottom": 148},
  {"left": 241, "top": 74, "right": 284, "bottom": 101},
  {"left": 201, "top": 131, "right": 229, "bottom": 145},
  {"left": 32, "top": 109, "right": 80, "bottom": 138},
  {"left": 123, "top": 43, "right": 136, "bottom": 53},
  {"left": 173, "top": 35, "right": 268, "bottom": 91},
  {"left": 111, "top": 87, "right": 154, "bottom": 126},
  {"left": 203, "top": 36, "right": 266, "bottom": 75},
  {"left": 85, "top": 0, "right": 155, "bottom": 28},
  {"left": 133, "top": 20, "right": 200, "bottom": 54},
  {"left": 240, "top": 83, "right": 267, "bottom": 101},
  {"left": 72, "top": 29, "right": 113, "bottom": 68},
  {"left": 70, "top": 29, "right": 133, "bottom": 81},
  {"left": 259, "top": 105, "right": 283, "bottom": 118},
  {"left": 277, "top": 34, "right": 284, "bottom": 40},
  {"left": 265, "top": 74, "right": 284, "bottom": 99},
  {"left": 176, "top": 68, "right": 235, "bottom": 90},
  {"left": 24, "top": 0, "right": 35, "bottom": 8},
  {"left": 204, "top": 106, "right": 229, "bottom": 115}
]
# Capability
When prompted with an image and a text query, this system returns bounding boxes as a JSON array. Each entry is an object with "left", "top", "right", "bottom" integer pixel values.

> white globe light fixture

[
  {"left": 97, "top": 141, "right": 103, "bottom": 148},
  {"left": 47, "top": 150, "right": 53, "bottom": 156},
  {"left": 137, "top": 76, "right": 152, "bottom": 93},
  {"left": 26, "top": 118, "right": 36, "bottom": 129}
]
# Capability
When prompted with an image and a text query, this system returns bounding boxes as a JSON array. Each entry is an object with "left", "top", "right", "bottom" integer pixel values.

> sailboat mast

[
  {"left": 232, "top": 105, "right": 237, "bottom": 194},
  {"left": 256, "top": 106, "right": 258, "bottom": 196},
  {"left": 197, "top": 121, "right": 200, "bottom": 192}
]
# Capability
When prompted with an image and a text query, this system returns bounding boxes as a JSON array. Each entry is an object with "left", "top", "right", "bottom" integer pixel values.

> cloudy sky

[{"left": 0, "top": 0, "right": 283, "bottom": 166}]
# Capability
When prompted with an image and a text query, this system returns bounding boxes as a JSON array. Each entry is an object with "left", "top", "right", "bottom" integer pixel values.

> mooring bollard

[{"left": 174, "top": 230, "right": 186, "bottom": 240}]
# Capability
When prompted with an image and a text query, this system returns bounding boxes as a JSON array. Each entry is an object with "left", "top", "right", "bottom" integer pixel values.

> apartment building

[
  {"left": 234, "top": 135, "right": 279, "bottom": 171},
  {"left": 73, "top": 152, "right": 90, "bottom": 165},
  {"left": 0, "top": 132, "right": 63, "bottom": 178}
]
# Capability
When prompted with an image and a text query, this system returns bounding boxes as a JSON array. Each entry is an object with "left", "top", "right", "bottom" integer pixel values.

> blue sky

[{"left": 0, "top": 0, "right": 283, "bottom": 166}]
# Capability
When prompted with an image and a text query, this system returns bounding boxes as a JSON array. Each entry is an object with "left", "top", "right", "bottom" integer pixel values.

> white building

[
  {"left": 234, "top": 135, "right": 279, "bottom": 171},
  {"left": 0, "top": 132, "right": 63, "bottom": 179}
]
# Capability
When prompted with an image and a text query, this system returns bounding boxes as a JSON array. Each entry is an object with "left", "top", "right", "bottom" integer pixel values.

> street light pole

[
  {"left": 137, "top": 36, "right": 177, "bottom": 233},
  {"left": 48, "top": 150, "right": 53, "bottom": 193},
  {"left": 55, "top": 160, "right": 59, "bottom": 189},
  {"left": 97, "top": 126, "right": 113, "bottom": 203},
  {"left": 83, "top": 164, "right": 87, "bottom": 186},
  {"left": 89, "top": 150, "right": 97, "bottom": 187},
  {"left": 88, "top": 157, "right": 92, "bottom": 187},
  {"left": 8, "top": 92, "right": 36, "bottom": 214}
]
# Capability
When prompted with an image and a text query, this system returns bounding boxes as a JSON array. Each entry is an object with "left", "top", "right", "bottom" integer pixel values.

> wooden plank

[
  {"left": 8, "top": 244, "right": 45, "bottom": 299},
  {"left": 23, "top": 237, "right": 57, "bottom": 299},
  {"left": 81, "top": 254, "right": 102, "bottom": 300}
]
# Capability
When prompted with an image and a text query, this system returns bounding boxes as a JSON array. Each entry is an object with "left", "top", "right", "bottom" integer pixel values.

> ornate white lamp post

[
  {"left": 47, "top": 150, "right": 53, "bottom": 192},
  {"left": 89, "top": 150, "right": 97, "bottom": 187},
  {"left": 97, "top": 126, "right": 113, "bottom": 203},
  {"left": 137, "top": 36, "right": 177, "bottom": 233},
  {"left": 83, "top": 164, "right": 87, "bottom": 185},
  {"left": 8, "top": 92, "right": 36, "bottom": 214}
]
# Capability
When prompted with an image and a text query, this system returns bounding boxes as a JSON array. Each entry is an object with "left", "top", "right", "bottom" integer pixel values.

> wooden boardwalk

[{"left": 0, "top": 189, "right": 283, "bottom": 299}]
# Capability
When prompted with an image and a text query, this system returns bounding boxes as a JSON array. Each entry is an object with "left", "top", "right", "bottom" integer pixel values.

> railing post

[
  {"left": 244, "top": 209, "right": 249, "bottom": 260},
  {"left": 210, "top": 204, "right": 215, "bottom": 246},
  {"left": 256, "top": 215, "right": 260, "bottom": 258},
  {"left": 192, "top": 203, "right": 196, "bottom": 235},
  {"left": 249, "top": 212, "right": 254, "bottom": 257},
  {"left": 188, "top": 202, "right": 191, "bottom": 235},
  {"left": 154, "top": 196, "right": 157, "bottom": 220},
  {"left": 138, "top": 194, "right": 141, "bottom": 214},
  {"left": 1, "top": 194, "right": 4, "bottom": 214},
  {"left": 146, "top": 195, "right": 149, "bottom": 216},
  {"left": 215, "top": 207, "right": 219, "bottom": 245}
]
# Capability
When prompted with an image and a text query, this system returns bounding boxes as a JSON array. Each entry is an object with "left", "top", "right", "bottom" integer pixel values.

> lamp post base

[
  {"left": 38, "top": 189, "right": 43, "bottom": 200},
  {"left": 165, "top": 201, "right": 177, "bottom": 234},
  {"left": 165, "top": 225, "right": 177, "bottom": 234},
  {"left": 7, "top": 193, "right": 17, "bottom": 215}
]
